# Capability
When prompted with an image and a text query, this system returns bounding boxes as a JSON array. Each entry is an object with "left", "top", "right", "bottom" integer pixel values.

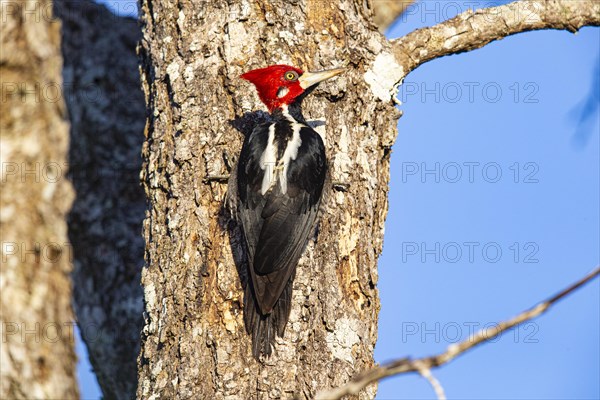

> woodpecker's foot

[
  {"left": 203, "top": 174, "right": 230, "bottom": 184},
  {"left": 223, "top": 150, "right": 235, "bottom": 173},
  {"left": 332, "top": 181, "right": 350, "bottom": 192},
  {"left": 204, "top": 151, "right": 235, "bottom": 184}
]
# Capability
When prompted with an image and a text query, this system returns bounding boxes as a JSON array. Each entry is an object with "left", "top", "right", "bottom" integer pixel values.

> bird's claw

[
  {"left": 203, "top": 174, "right": 230, "bottom": 184},
  {"left": 332, "top": 181, "right": 350, "bottom": 192}
]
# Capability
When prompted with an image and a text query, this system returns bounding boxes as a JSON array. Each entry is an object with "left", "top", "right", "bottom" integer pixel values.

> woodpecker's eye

[{"left": 284, "top": 71, "right": 299, "bottom": 81}]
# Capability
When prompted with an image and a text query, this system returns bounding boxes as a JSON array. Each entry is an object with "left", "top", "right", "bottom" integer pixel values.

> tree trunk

[
  {"left": 137, "top": 0, "right": 400, "bottom": 398},
  {"left": 0, "top": 0, "right": 78, "bottom": 398},
  {"left": 53, "top": 1, "right": 146, "bottom": 398}
]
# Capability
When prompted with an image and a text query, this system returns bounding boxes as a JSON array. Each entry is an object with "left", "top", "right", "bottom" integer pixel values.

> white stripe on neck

[
  {"left": 258, "top": 106, "right": 305, "bottom": 196},
  {"left": 279, "top": 105, "right": 304, "bottom": 195},
  {"left": 259, "top": 124, "right": 277, "bottom": 195}
]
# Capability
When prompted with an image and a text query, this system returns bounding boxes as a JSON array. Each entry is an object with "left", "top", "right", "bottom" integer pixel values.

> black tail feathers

[{"left": 244, "top": 278, "right": 293, "bottom": 359}]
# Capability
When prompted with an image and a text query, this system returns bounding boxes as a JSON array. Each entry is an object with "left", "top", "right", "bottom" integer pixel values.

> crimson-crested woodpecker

[{"left": 228, "top": 64, "right": 344, "bottom": 358}]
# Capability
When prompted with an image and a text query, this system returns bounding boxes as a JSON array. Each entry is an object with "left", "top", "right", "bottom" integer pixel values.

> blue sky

[
  {"left": 375, "top": 1, "right": 599, "bottom": 399},
  {"left": 80, "top": 1, "right": 599, "bottom": 399}
]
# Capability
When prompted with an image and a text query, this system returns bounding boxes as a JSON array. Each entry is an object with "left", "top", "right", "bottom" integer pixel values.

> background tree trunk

[
  {"left": 0, "top": 0, "right": 78, "bottom": 398},
  {"left": 137, "top": 0, "right": 400, "bottom": 398},
  {"left": 53, "top": 1, "right": 146, "bottom": 398}
]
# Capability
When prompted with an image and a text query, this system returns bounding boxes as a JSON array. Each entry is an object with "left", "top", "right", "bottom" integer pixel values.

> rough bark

[
  {"left": 53, "top": 1, "right": 146, "bottom": 398},
  {"left": 0, "top": 0, "right": 78, "bottom": 398},
  {"left": 137, "top": 0, "right": 400, "bottom": 398}
]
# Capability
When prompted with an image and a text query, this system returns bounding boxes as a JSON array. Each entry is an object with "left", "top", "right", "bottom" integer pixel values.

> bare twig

[
  {"left": 414, "top": 360, "right": 446, "bottom": 400},
  {"left": 315, "top": 267, "right": 600, "bottom": 400},
  {"left": 392, "top": 0, "right": 600, "bottom": 76}
]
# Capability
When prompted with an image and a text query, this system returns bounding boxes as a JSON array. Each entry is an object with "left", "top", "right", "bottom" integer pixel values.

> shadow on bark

[{"left": 53, "top": 1, "right": 146, "bottom": 398}]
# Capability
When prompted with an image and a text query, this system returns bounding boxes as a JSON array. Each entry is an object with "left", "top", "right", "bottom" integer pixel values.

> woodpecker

[{"left": 228, "top": 64, "right": 344, "bottom": 358}]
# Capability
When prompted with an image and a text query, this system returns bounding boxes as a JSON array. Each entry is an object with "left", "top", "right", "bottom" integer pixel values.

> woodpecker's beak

[{"left": 298, "top": 68, "right": 345, "bottom": 89}]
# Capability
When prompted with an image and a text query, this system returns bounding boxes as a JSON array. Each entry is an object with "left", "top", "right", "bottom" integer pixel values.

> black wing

[{"left": 237, "top": 124, "right": 327, "bottom": 315}]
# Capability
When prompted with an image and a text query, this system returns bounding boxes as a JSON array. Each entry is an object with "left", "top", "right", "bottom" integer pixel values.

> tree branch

[
  {"left": 315, "top": 266, "right": 600, "bottom": 400},
  {"left": 372, "top": 0, "right": 415, "bottom": 32},
  {"left": 391, "top": 0, "right": 600, "bottom": 76}
]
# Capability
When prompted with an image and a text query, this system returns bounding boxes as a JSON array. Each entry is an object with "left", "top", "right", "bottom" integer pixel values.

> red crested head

[{"left": 241, "top": 64, "right": 344, "bottom": 112}]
